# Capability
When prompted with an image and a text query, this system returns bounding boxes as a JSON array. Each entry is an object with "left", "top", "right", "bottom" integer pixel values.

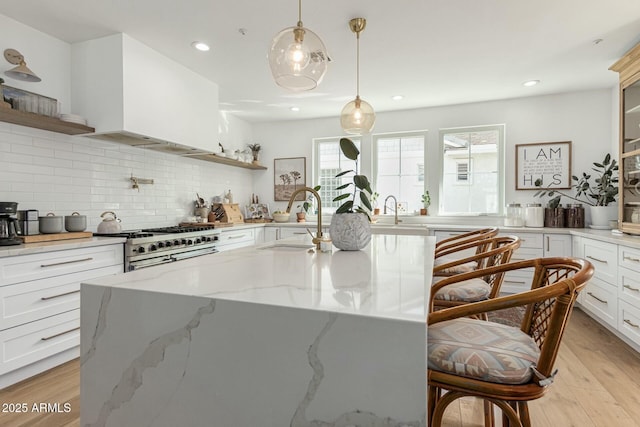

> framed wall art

[
  {"left": 515, "top": 141, "right": 572, "bottom": 190},
  {"left": 274, "top": 157, "right": 306, "bottom": 201}
]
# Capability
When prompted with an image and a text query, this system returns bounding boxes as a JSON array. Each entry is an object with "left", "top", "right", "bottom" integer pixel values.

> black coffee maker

[{"left": 0, "top": 202, "right": 22, "bottom": 246}]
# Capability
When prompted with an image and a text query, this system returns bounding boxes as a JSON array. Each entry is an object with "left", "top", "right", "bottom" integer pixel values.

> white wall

[
  {"left": 253, "top": 89, "right": 616, "bottom": 215},
  {"left": 0, "top": 13, "right": 257, "bottom": 230},
  {"left": 0, "top": 14, "right": 71, "bottom": 114},
  {"left": 0, "top": 122, "right": 254, "bottom": 231}
]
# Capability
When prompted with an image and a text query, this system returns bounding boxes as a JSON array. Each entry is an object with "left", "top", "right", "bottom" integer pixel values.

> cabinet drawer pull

[
  {"left": 623, "top": 256, "right": 640, "bottom": 263},
  {"left": 40, "top": 257, "right": 93, "bottom": 268},
  {"left": 623, "top": 319, "right": 639, "bottom": 328},
  {"left": 586, "top": 255, "right": 607, "bottom": 264},
  {"left": 587, "top": 292, "right": 608, "bottom": 304},
  {"left": 293, "top": 232, "right": 307, "bottom": 235},
  {"left": 41, "top": 289, "right": 80, "bottom": 301},
  {"left": 511, "top": 258, "right": 526, "bottom": 261},
  {"left": 41, "top": 327, "right": 80, "bottom": 341},
  {"left": 623, "top": 284, "right": 640, "bottom": 292},
  {"left": 227, "top": 234, "right": 246, "bottom": 240},
  {"left": 546, "top": 236, "right": 550, "bottom": 252}
]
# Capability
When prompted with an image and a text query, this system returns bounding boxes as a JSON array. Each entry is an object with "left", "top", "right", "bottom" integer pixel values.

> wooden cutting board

[{"left": 19, "top": 231, "right": 93, "bottom": 243}]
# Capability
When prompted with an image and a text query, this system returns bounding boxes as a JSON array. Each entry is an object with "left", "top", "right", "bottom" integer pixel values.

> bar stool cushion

[
  {"left": 428, "top": 318, "right": 540, "bottom": 384},
  {"left": 432, "top": 277, "right": 491, "bottom": 301},
  {"left": 433, "top": 256, "right": 478, "bottom": 274}
]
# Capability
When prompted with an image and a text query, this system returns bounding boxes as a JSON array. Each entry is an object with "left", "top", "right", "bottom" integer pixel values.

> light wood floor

[{"left": 0, "top": 308, "right": 639, "bottom": 427}]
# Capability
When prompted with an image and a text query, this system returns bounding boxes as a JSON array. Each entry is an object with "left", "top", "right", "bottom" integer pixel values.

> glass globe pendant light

[
  {"left": 340, "top": 18, "right": 375, "bottom": 135},
  {"left": 268, "top": 0, "right": 329, "bottom": 91}
]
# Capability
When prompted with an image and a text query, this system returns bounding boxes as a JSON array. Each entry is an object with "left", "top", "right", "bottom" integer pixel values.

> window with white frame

[
  {"left": 373, "top": 131, "right": 426, "bottom": 214},
  {"left": 440, "top": 125, "right": 504, "bottom": 215},
  {"left": 313, "top": 137, "right": 361, "bottom": 212}
]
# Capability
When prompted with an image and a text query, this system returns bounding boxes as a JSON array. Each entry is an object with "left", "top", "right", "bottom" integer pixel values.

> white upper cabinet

[{"left": 71, "top": 33, "right": 219, "bottom": 153}]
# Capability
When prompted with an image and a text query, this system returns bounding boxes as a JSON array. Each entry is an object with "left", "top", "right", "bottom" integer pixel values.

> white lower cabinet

[
  {"left": 618, "top": 301, "right": 640, "bottom": 345},
  {"left": 0, "top": 309, "right": 79, "bottom": 376},
  {"left": 264, "top": 226, "right": 329, "bottom": 243},
  {"left": 0, "top": 242, "right": 123, "bottom": 387},
  {"left": 575, "top": 236, "right": 640, "bottom": 352},
  {"left": 582, "top": 276, "right": 618, "bottom": 328},
  {"left": 217, "top": 228, "right": 256, "bottom": 252},
  {"left": 499, "top": 232, "right": 571, "bottom": 294}
]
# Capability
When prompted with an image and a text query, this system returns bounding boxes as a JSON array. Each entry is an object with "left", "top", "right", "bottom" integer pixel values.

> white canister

[{"left": 525, "top": 203, "right": 544, "bottom": 227}]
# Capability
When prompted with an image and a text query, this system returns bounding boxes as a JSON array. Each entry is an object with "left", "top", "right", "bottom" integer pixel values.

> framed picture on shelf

[
  {"left": 244, "top": 203, "right": 271, "bottom": 219},
  {"left": 274, "top": 157, "right": 306, "bottom": 201},
  {"left": 515, "top": 141, "right": 572, "bottom": 190}
]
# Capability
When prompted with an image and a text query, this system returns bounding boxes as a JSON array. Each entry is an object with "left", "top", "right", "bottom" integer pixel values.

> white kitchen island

[{"left": 80, "top": 234, "right": 434, "bottom": 427}]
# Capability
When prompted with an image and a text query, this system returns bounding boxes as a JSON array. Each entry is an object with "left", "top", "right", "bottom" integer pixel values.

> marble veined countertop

[{"left": 83, "top": 234, "right": 435, "bottom": 322}]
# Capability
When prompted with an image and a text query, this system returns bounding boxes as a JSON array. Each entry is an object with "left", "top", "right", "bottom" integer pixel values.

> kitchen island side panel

[{"left": 81, "top": 285, "right": 426, "bottom": 427}]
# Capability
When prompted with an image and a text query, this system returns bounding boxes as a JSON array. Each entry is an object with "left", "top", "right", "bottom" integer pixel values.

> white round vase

[
  {"left": 329, "top": 213, "right": 371, "bottom": 251},
  {"left": 589, "top": 205, "right": 618, "bottom": 228}
]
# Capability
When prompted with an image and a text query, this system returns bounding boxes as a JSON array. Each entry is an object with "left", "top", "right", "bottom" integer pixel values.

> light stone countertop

[{"left": 83, "top": 234, "right": 435, "bottom": 322}]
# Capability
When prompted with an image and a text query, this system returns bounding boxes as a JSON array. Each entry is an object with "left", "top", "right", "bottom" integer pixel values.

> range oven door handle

[
  {"left": 128, "top": 256, "right": 174, "bottom": 271},
  {"left": 170, "top": 248, "right": 218, "bottom": 262}
]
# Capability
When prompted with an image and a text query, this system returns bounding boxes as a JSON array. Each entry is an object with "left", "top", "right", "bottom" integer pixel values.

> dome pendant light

[
  {"left": 268, "top": 0, "right": 329, "bottom": 91},
  {"left": 340, "top": 18, "right": 375, "bottom": 135}
]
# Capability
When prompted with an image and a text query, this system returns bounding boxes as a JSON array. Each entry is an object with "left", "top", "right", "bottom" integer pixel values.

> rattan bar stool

[
  {"left": 427, "top": 257, "right": 594, "bottom": 427},
  {"left": 431, "top": 235, "right": 521, "bottom": 312}
]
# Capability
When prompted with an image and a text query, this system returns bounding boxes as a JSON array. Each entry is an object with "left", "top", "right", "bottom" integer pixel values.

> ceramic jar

[
  {"left": 64, "top": 212, "right": 87, "bottom": 232},
  {"left": 564, "top": 204, "right": 585, "bottom": 228},
  {"left": 524, "top": 203, "right": 544, "bottom": 227},
  {"left": 39, "top": 212, "right": 63, "bottom": 234}
]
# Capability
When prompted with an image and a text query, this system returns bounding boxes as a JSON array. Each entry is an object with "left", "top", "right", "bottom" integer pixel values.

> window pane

[
  {"left": 373, "top": 132, "right": 426, "bottom": 214},
  {"left": 377, "top": 138, "right": 400, "bottom": 175},
  {"left": 440, "top": 126, "right": 502, "bottom": 215},
  {"left": 315, "top": 138, "right": 360, "bottom": 211}
]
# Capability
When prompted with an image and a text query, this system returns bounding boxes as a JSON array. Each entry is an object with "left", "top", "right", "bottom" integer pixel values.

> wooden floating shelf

[
  {"left": 0, "top": 108, "right": 94, "bottom": 135},
  {"left": 182, "top": 152, "right": 267, "bottom": 170}
]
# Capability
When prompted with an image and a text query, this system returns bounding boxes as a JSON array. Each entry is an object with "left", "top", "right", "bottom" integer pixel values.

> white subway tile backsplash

[
  {"left": 11, "top": 144, "right": 54, "bottom": 158},
  {"left": 0, "top": 126, "right": 254, "bottom": 231}
]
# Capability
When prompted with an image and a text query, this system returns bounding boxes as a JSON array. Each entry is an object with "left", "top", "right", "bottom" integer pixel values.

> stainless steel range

[{"left": 96, "top": 226, "right": 221, "bottom": 271}]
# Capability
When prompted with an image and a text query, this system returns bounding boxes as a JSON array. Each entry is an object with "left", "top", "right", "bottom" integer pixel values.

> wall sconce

[{"left": 4, "top": 49, "right": 41, "bottom": 82}]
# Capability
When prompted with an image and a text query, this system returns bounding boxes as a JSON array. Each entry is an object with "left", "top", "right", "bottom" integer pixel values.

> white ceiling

[{"left": 1, "top": 0, "right": 640, "bottom": 123}]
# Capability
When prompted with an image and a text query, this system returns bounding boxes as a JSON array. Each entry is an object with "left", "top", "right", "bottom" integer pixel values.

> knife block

[{"left": 211, "top": 203, "right": 244, "bottom": 224}]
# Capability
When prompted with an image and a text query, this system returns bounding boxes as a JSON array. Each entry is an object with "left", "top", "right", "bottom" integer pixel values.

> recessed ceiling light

[
  {"left": 290, "top": 107, "right": 300, "bottom": 112},
  {"left": 391, "top": 95, "right": 404, "bottom": 101},
  {"left": 523, "top": 80, "right": 540, "bottom": 87},
  {"left": 191, "top": 41, "right": 210, "bottom": 52}
]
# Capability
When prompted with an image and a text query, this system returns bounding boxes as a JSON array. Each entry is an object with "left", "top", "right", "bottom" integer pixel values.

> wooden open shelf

[
  {"left": 0, "top": 108, "right": 94, "bottom": 135},
  {"left": 183, "top": 152, "right": 267, "bottom": 170}
]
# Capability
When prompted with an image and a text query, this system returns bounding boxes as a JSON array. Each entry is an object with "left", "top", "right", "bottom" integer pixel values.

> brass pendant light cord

[
  {"left": 356, "top": 30, "right": 360, "bottom": 97},
  {"left": 297, "top": 0, "right": 302, "bottom": 26}
]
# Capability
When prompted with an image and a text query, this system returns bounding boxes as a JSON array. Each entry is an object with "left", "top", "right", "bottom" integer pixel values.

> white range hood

[{"left": 71, "top": 33, "right": 219, "bottom": 155}]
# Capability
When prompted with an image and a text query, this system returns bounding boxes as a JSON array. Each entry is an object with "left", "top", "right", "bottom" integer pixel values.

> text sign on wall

[{"left": 515, "top": 141, "right": 572, "bottom": 190}]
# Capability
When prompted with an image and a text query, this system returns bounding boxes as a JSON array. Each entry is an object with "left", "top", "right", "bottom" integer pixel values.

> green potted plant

[
  {"left": 330, "top": 138, "right": 372, "bottom": 250},
  {"left": 371, "top": 191, "right": 380, "bottom": 215},
  {"left": 247, "top": 143, "right": 261, "bottom": 164},
  {"left": 420, "top": 190, "right": 431, "bottom": 215},
  {"left": 296, "top": 185, "right": 321, "bottom": 222},
  {"left": 534, "top": 153, "right": 618, "bottom": 227}
]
